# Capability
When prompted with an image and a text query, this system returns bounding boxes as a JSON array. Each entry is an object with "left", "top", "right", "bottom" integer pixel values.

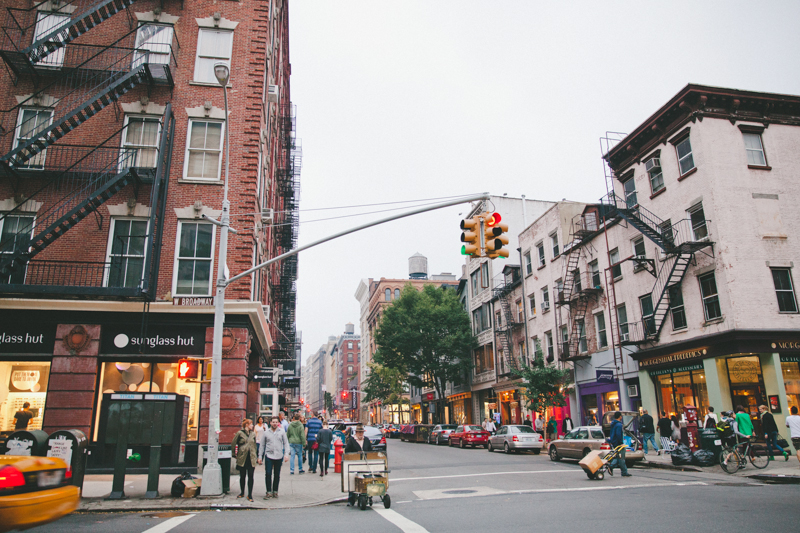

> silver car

[
  {"left": 488, "top": 425, "right": 543, "bottom": 454},
  {"left": 547, "top": 425, "right": 644, "bottom": 464}
]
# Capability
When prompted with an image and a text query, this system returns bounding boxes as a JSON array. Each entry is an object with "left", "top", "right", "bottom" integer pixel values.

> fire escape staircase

[{"left": 493, "top": 280, "right": 523, "bottom": 374}]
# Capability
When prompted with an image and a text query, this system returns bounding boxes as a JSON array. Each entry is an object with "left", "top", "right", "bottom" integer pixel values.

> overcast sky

[{"left": 288, "top": 0, "right": 800, "bottom": 362}]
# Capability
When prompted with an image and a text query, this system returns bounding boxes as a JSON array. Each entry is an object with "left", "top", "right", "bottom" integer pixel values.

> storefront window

[
  {"left": 781, "top": 361, "right": 800, "bottom": 413},
  {"left": 603, "top": 391, "right": 619, "bottom": 414},
  {"left": 582, "top": 394, "right": 598, "bottom": 425},
  {"left": 94, "top": 361, "right": 200, "bottom": 441},
  {"left": 0, "top": 361, "right": 50, "bottom": 431},
  {"left": 653, "top": 365, "right": 709, "bottom": 418}
]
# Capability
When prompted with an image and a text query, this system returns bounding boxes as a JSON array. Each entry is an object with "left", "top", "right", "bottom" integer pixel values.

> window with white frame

[
  {"left": 14, "top": 108, "right": 52, "bottom": 169},
  {"left": 516, "top": 299, "right": 523, "bottom": 322},
  {"left": 122, "top": 116, "right": 160, "bottom": 168},
  {"left": 524, "top": 251, "right": 532, "bottom": 275},
  {"left": 573, "top": 268, "right": 582, "bottom": 293},
  {"left": 106, "top": 219, "right": 148, "bottom": 288},
  {"left": 596, "top": 312, "right": 608, "bottom": 348},
  {"left": 771, "top": 268, "right": 798, "bottom": 313},
  {"left": 560, "top": 325, "right": 568, "bottom": 356},
  {"left": 175, "top": 221, "right": 214, "bottom": 296},
  {"left": 576, "top": 319, "right": 587, "bottom": 353},
  {"left": 698, "top": 272, "right": 722, "bottom": 321},
  {"left": 528, "top": 293, "right": 536, "bottom": 316},
  {"left": 688, "top": 203, "right": 708, "bottom": 241},
  {"left": 533, "top": 337, "right": 543, "bottom": 359},
  {"left": 610, "top": 248, "right": 621, "bottom": 279},
  {"left": 675, "top": 136, "right": 695, "bottom": 175},
  {"left": 550, "top": 232, "right": 559, "bottom": 258},
  {"left": 0, "top": 214, "right": 34, "bottom": 284},
  {"left": 622, "top": 176, "right": 637, "bottom": 208},
  {"left": 590, "top": 260, "right": 601, "bottom": 288},
  {"left": 555, "top": 278, "right": 563, "bottom": 302},
  {"left": 542, "top": 286, "right": 550, "bottom": 310},
  {"left": 194, "top": 29, "right": 233, "bottom": 83},
  {"left": 348, "top": 341, "right": 353, "bottom": 349},
  {"left": 33, "top": 12, "right": 69, "bottom": 68},
  {"left": 640, "top": 294, "right": 655, "bottom": 336},
  {"left": 537, "top": 242, "right": 545, "bottom": 267},
  {"left": 185, "top": 120, "right": 224, "bottom": 180},
  {"left": 617, "top": 304, "right": 629, "bottom": 341},
  {"left": 742, "top": 132, "right": 766, "bottom": 166},
  {"left": 545, "top": 331, "right": 554, "bottom": 361},
  {"left": 647, "top": 158, "right": 664, "bottom": 194},
  {"left": 134, "top": 23, "right": 174, "bottom": 67},
  {"left": 470, "top": 270, "right": 479, "bottom": 297},
  {"left": 668, "top": 285, "right": 687, "bottom": 329},
  {"left": 632, "top": 236, "right": 646, "bottom": 259},
  {"left": 347, "top": 352, "right": 353, "bottom": 363},
  {"left": 480, "top": 262, "right": 489, "bottom": 288}
]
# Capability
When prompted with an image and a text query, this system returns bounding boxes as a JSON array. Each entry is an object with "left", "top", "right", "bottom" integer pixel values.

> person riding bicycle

[{"left": 734, "top": 405, "right": 754, "bottom": 441}]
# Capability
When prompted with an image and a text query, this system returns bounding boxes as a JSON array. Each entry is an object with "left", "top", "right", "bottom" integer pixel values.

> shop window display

[
  {"left": 0, "top": 362, "right": 50, "bottom": 431},
  {"left": 654, "top": 366, "right": 709, "bottom": 417},
  {"left": 782, "top": 361, "right": 800, "bottom": 412},
  {"left": 93, "top": 361, "right": 200, "bottom": 441},
  {"left": 603, "top": 391, "right": 619, "bottom": 414}
]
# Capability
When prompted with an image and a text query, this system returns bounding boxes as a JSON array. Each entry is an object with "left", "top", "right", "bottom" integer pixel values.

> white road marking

[
  {"left": 141, "top": 513, "right": 196, "bottom": 533},
  {"left": 391, "top": 469, "right": 576, "bottom": 482},
  {"left": 373, "top": 508, "right": 430, "bottom": 533}
]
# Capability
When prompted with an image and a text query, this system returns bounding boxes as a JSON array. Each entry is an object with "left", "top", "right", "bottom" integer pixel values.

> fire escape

[
  {"left": 270, "top": 103, "right": 301, "bottom": 363},
  {"left": 492, "top": 268, "right": 523, "bottom": 374},
  {"left": 555, "top": 211, "right": 605, "bottom": 361},
  {"left": 0, "top": 1, "right": 177, "bottom": 299}
]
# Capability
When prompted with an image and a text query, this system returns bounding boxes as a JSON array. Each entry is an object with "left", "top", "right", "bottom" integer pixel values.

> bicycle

[{"left": 719, "top": 434, "right": 769, "bottom": 474}]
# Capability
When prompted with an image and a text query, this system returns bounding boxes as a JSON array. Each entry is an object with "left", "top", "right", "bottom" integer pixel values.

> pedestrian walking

[
  {"left": 606, "top": 411, "right": 631, "bottom": 477},
  {"left": 286, "top": 413, "right": 306, "bottom": 474},
  {"left": 305, "top": 412, "right": 323, "bottom": 473},
  {"left": 13, "top": 402, "right": 34, "bottom": 430},
  {"left": 485, "top": 418, "right": 496, "bottom": 433},
  {"left": 785, "top": 405, "right": 800, "bottom": 467},
  {"left": 534, "top": 415, "right": 544, "bottom": 437},
  {"left": 657, "top": 411, "right": 673, "bottom": 453},
  {"left": 734, "top": 405, "right": 754, "bottom": 438},
  {"left": 316, "top": 420, "right": 334, "bottom": 477},
  {"left": 759, "top": 405, "right": 789, "bottom": 461},
  {"left": 523, "top": 415, "right": 533, "bottom": 428},
  {"left": 254, "top": 416, "right": 267, "bottom": 457},
  {"left": 279, "top": 411, "right": 289, "bottom": 432},
  {"left": 232, "top": 418, "right": 257, "bottom": 502},
  {"left": 546, "top": 417, "right": 557, "bottom": 442},
  {"left": 259, "top": 416, "right": 289, "bottom": 499},
  {"left": 703, "top": 407, "right": 718, "bottom": 429},
  {"left": 562, "top": 416, "right": 573, "bottom": 434},
  {"left": 640, "top": 409, "right": 660, "bottom": 455},
  {"left": 670, "top": 415, "right": 682, "bottom": 444}
]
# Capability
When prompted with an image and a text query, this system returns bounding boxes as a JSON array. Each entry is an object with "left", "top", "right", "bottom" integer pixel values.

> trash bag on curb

[
  {"left": 171, "top": 472, "right": 197, "bottom": 497},
  {"left": 671, "top": 444, "right": 694, "bottom": 465},
  {"left": 692, "top": 448, "right": 716, "bottom": 467}
]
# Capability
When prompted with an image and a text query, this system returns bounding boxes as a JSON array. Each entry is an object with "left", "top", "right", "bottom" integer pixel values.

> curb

[
  {"left": 637, "top": 461, "right": 702, "bottom": 473},
  {"left": 77, "top": 496, "right": 349, "bottom": 513},
  {"left": 745, "top": 474, "right": 800, "bottom": 485}
]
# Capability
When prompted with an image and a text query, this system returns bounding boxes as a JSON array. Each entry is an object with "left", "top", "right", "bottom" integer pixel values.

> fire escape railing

[{"left": 493, "top": 275, "right": 523, "bottom": 374}]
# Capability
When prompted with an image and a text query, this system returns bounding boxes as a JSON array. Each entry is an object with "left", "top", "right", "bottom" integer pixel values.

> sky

[{"left": 288, "top": 0, "right": 800, "bottom": 362}]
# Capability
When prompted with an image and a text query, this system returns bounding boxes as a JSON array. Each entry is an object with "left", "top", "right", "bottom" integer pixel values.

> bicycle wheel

[
  {"left": 719, "top": 447, "right": 741, "bottom": 474},
  {"left": 748, "top": 445, "right": 769, "bottom": 469}
]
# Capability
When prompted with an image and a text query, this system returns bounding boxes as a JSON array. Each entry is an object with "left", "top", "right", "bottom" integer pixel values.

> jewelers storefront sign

[{"left": 638, "top": 348, "right": 708, "bottom": 369}]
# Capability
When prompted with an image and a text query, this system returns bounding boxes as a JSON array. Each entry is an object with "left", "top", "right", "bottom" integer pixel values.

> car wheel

[
  {"left": 488, "top": 441, "right": 494, "bottom": 452},
  {"left": 504, "top": 443, "right": 511, "bottom": 454},
  {"left": 549, "top": 445, "right": 561, "bottom": 462},
  {"left": 448, "top": 438, "right": 453, "bottom": 447},
  {"left": 460, "top": 439, "right": 465, "bottom": 449},
  {"left": 582, "top": 448, "right": 592, "bottom": 458},
  {"left": 532, "top": 448, "right": 541, "bottom": 455},
  {"left": 484, "top": 442, "right": 489, "bottom": 449}
]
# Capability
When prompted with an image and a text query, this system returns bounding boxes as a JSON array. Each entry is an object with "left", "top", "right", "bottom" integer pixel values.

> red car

[{"left": 448, "top": 424, "right": 490, "bottom": 449}]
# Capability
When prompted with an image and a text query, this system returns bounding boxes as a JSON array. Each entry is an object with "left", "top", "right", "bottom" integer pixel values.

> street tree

[
  {"left": 324, "top": 391, "right": 333, "bottom": 415},
  {"left": 514, "top": 356, "right": 573, "bottom": 414},
  {"left": 374, "top": 283, "right": 475, "bottom": 422},
  {"left": 362, "top": 362, "right": 409, "bottom": 423}
]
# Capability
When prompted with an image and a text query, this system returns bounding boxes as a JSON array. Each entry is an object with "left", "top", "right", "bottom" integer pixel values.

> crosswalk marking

[
  {"left": 373, "top": 508, "right": 430, "bottom": 533},
  {"left": 141, "top": 513, "right": 196, "bottom": 533}
]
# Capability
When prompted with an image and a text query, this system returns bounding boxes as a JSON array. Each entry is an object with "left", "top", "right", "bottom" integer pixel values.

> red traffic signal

[
  {"left": 342, "top": 390, "right": 349, "bottom": 399},
  {"left": 177, "top": 359, "right": 200, "bottom": 379},
  {"left": 300, "top": 398, "right": 305, "bottom": 405},
  {"left": 485, "top": 212, "right": 502, "bottom": 227}
]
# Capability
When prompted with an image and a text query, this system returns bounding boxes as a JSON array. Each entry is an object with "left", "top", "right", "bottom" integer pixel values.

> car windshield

[
  {"left": 440, "top": 425, "right": 457, "bottom": 429},
  {"left": 515, "top": 426, "right": 535, "bottom": 433},
  {"left": 467, "top": 425, "right": 483, "bottom": 432}
]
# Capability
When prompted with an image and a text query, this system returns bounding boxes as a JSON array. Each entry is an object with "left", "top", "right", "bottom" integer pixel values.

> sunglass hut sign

[
  {"left": 0, "top": 325, "right": 56, "bottom": 354},
  {"left": 101, "top": 325, "right": 206, "bottom": 356}
]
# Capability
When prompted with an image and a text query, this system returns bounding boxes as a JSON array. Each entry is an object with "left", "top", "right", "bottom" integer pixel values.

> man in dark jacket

[
  {"left": 640, "top": 409, "right": 660, "bottom": 456},
  {"left": 657, "top": 411, "right": 673, "bottom": 454},
  {"left": 345, "top": 424, "right": 373, "bottom": 455},
  {"left": 759, "top": 405, "right": 789, "bottom": 461},
  {"left": 606, "top": 412, "right": 631, "bottom": 477}
]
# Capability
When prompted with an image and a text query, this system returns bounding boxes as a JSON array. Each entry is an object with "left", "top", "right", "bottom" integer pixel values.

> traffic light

[
  {"left": 177, "top": 359, "right": 200, "bottom": 379},
  {"left": 460, "top": 216, "right": 482, "bottom": 256},
  {"left": 484, "top": 212, "right": 509, "bottom": 259},
  {"left": 342, "top": 390, "right": 349, "bottom": 400},
  {"left": 300, "top": 398, "right": 305, "bottom": 405}
]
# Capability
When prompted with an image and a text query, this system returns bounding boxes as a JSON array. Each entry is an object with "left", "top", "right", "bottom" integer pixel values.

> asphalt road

[{"left": 30, "top": 439, "right": 800, "bottom": 533}]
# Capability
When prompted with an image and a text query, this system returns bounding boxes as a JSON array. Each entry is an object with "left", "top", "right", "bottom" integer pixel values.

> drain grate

[{"left": 442, "top": 489, "right": 478, "bottom": 494}]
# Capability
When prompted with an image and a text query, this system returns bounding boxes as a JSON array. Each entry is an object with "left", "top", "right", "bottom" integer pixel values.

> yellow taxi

[{"left": 0, "top": 455, "right": 79, "bottom": 533}]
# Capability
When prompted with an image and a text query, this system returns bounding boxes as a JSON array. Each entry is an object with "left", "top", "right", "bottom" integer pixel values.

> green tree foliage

[
  {"left": 324, "top": 391, "right": 333, "bottom": 413},
  {"left": 514, "top": 356, "right": 573, "bottom": 414},
  {"left": 362, "top": 362, "right": 407, "bottom": 405},
  {"left": 374, "top": 284, "right": 475, "bottom": 407}
]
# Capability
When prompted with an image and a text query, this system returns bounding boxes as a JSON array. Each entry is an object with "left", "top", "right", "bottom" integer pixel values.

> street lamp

[{"left": 200, "top": 62, "right": 231, "bottom": 496}]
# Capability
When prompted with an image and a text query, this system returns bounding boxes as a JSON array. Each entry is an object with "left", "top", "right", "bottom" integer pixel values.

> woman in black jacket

[{"left": 760, "top": 405, "right": 789, "bottom": 460}]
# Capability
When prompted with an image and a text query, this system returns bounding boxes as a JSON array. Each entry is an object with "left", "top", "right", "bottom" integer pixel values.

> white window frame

[
  {"left": 545, "top": 331, "right": 554, "bottom": 360},
  {"left": 542, "top": 286, "right": 550, "bottom": 311},
  {"left": 640, "top": 293, "right": 655, "bottom": 336},
  {"left": 33, "top": 11, "right": 70, "bottom": 68},
  {"left": 194, "top": 28, "right": 233, "bottom": 84},
  {"left": 524, "top": 251, "right": 532, "bottom": 275},
  {"left": 622, "top": 176, "right": 637, "bottom": 208},
  {"left": 121, "top": 114, "right": 161, "bottom": 169},
  {"left": 743, "top": 132, "right": 767, "bottom": 166},
  {"left": 104, "top": 217, "right": 149, "bottom": 288},
  {"left": 14, "top": 107, "right": 53, "bottom": 170},
  {"left": 648, "top": 164, "right": 664, "bottom": 194},
  {"left": 550, "top": 232, "right": 559, "bottom": 258},
  {"left": 536, "top": 242, "right": 545, "bottom": 267},
  {"left": 183, "top": 119, "right": 225, "bottom": 180},
  {"left": 172, "top": 220, "right": 216, "bottom": 297},
  {"left": 698, "top": 272, "right": 722, "bottom": 321},
  {"left": 590, "top": 260, "right": 601, "bottom": 288},
  {"left": 134, "top": 23, "right": 174, "bottom": 68},
  {"left": 632, "top": 236, "right": 646, "bottom": 259},
  {"left": 617, "top": 304, "right": 629, "bottom": 341},
  {"left": 771, "top": 268, "right": 798, "bottom": 313},
  {"left": 0, "top": 213, "right": 35, "bottom": 284},
  {"left": 676, "top": 136, "right": 695, "bottom": 175},
  {"left": 688, "top": 203, "right": 708, "bottom": 241},
  {"left": 668, "top": 285, "right": 688, "bottom": 330},
  {"left": 610, "top": 248, "right": 622, "bottom": 279},
  {"left": 595, "top": 311, "right": 608, "bottom": 349},
  {"left": 528, "top": 292, "right": 536, "bottom": 317}
]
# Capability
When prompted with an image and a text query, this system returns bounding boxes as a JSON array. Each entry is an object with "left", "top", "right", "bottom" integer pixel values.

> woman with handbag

[{"left": 232, "top": 418, "right": 258, "bottom": 501}]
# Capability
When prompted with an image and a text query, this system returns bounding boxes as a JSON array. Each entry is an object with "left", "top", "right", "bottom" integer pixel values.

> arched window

[
  {"left": 395, "top": 288, "right": 400, "bottom": 300},
  {"left": 385, "top": 288, "right": 391, "bottom": 301}
]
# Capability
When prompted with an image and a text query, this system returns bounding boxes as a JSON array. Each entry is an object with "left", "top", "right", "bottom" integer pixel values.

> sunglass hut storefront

[
  {"left": 634, "top": 331, "right": 800, "bottom": 433},
  {"left": 0, "top": 304, "right": 270, "bottom": 471}
]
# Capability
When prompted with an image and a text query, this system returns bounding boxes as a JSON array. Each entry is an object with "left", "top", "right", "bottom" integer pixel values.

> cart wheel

[
  {"left": 383, "top": 493, "right": 392, "bottom": 509},
  {"left": 595, "top": 471, "right": 604, "bottom": 480},
  {"left": 586, "top": 472, "right": 595, "bottom": 480},
  {"left": 358, "top": 495, "right": 367, "bottom": 510},
  {"left": 348, "top": 493, "right": 356, "bottom": 507},
  {"left": 369, "top": 497, "right": 373, "bottom": 507}
]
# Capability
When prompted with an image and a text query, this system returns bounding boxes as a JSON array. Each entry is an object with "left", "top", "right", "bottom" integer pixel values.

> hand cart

[
  {"left": 341, "top": 451, "right": 391, "bottom": 510},
  {"left": 578, "top": 444, "right": 628, "bottom": 480}
]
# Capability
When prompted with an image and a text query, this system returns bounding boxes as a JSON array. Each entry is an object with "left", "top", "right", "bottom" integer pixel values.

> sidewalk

[
  {"left": 638, "top": 448, "right": 800, "bottom": 482},
  {"left": 79, "top": 462, "right": 346, "bottom": 512}
]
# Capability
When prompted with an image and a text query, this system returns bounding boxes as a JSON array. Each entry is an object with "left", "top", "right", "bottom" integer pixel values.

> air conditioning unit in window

[
  {"left": 268, "top": 85, "right": 279, "bottom": 103},
  {"left": 644, "top": 157, "right": 661, "bottom": 172},
  {"left": 627, "top": 384, "right": 639, "bottom": 398},
  {"left": 261, "top": 208, "right": 274, "bottom": 223},
  {"left": 542, "top": 301, "right": 550, "bottom": 311},
  {"left": 620, "top": 332, "right": 629, "bottom": 342},
  {"left": 262, "top": 305, "right": 271, "bottom": 322}
]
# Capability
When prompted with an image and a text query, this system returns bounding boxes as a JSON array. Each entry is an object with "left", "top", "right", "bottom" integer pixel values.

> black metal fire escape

[
  {"left": 0, "top": 2, "right": 177, "bottom": 299},
  {"left": 493, "top": 270, "right": 523, "bottom": 374}
]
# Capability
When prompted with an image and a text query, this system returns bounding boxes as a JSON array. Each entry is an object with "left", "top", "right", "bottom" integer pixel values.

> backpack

[{"left": 705, "top": 416, "right": 716, "bottom": 429}]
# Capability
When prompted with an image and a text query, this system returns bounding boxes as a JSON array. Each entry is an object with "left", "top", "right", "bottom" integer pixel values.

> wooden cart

[{"left": 341, "top": 451, "right": 391, "bottom": 510}]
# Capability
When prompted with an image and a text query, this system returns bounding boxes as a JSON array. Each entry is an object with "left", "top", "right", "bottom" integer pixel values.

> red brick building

[{"left": 0, "top": 0, "right": 298, "bottom": 469}]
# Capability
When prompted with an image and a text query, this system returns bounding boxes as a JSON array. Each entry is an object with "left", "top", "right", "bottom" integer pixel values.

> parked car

[
  {"left": 334, "top": 423, "right": 387, "bottom": 452},
  {"left": 488, "top": 425, "right": 543, "bottom": 454},
  {"left": 385, "top": 424, "right": 402, "bottom": 438},
  {"left": 547, "top": 425, "right": 644, "bottom": 465},
  {"left": 448, "top": 425, "right": 490, "bottom": 449},
  {"left": 0, "top": 455, "right": 79, "bottom": 533},
  {"left": 428, "top": 424, "right": 457, "bottom": 445}
]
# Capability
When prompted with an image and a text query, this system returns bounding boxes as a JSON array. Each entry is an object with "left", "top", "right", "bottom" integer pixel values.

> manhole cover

[
  {"left": 140, "top": 512, "right": 190, "bottom": 518},
  {"left": 442, "top": 489, "right": 477, "bottom": 494}
]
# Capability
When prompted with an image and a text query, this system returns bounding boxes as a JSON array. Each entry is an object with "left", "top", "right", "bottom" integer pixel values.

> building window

[
  {"left": 472, "top": 308, "right": 482, "bottom": 334},
  {"left": 348, "top": 341, "right": 353, "bottom": 349},
  {"left": 134, "top": 23, "right": 174, "bottom": 67},
  {"left": 347, "top": 353, "right": 353, "bottom": 362},
  {"left": 0, "top": 214, "right": 34, "bottom": 285},
  {"left": 632, "top": 236, "right": 646, "bottom": 259},
  {"left": 480, "top": 262, "right": 489, "bottom": 288},
  {"left": 698, "top": 272, "right": 722, "bottom": 321},
  {"left": 668, "top": 285, "right": 688, "bottom": 330},
  {"left": 640, "top": 294, "right": 655, "bottom": 336},
  {"left": 14, "top": 108, "right": 52, "bottom": 169},
  {"left": 524, "top": 251, "right": 532, "bottom": 275},
  {"left": 659, "top": 220, "right": 674, "bottom": 250},
  {"left": 617, "top": 305, "right": 629, "bottom": 342},
  {"left": 175, "top": 222, "right": 214, "bottom": 296},
  {"left": 394, "top": 288, "right": 400, "bottom": 300},
  {"left": 542, "top": 286, "right": 550, "bottom": 311},
  {"left": 688, "top": 203, "right": 708, "bottom": 241},
  {"left": 194, "top": 29, "right": 233, "bottom": 83},
  {"left": 348, "top": 365, "right": 353, "bottom": 375},
  {"left": 560, "top": 326, "right": 568, "bottom": 357},
  {"left": 555, "top": 278, "right": 564, "bottom": 302},
  {"left": 675, "top": 136, "right": 695, "bottom": 175},
  {"left": 545, "top": 331, "right": 554, "bottom": 361},
  {"left": 185, "top": 120, "right": 224, "bottom": 180},
  {"left": 106, "top": 219, "right": 148, "bottom": 288},
  {"left": 576, "top": 319, "right": 587, "bottom": 353},
  {"left": 573, "top": 269, "right": 582, "bottom": 293},
  {"left": 622, "top": 176, "right": 637, "bottom": 208},
  {"left": 516, "top": 299, "right": 523, "bottom": 322},
  {"left": 32, "top": 12, "right": 69, "bottom": 67},
  {"left": 518, "top": 341, "right": 527, "bottom": 364},
  {"left": 385, "top": 288, "right": 391, "bottom": 302},
  {"left": 0, "top": 361, "right": 51, "bottom": 432},
  {"left": 647, "top": 159, "right": 664, "bottom": 194},
  {"left": 533, "top": 337, "right": 543, "bottom": 359},
  {"left": 771, "top": 268, "right": 798, "bottom": 313},
  {"left": 495, "top": 310, "right": 502, "bottom": 329},
  {"left": 537, "top": 243, "right": 545, "bottom": 267},
  {"left": 122, "top": 116, "right": 160, "bottom": 168},
  {"left": 743, "top": 133, "right": 766, "bottom": 166},
  {"left": 610, "top": 248, "right": 621, "bottom": 279},
  {"left": 528, "top": 293, "right": 536, "bottom": 317},
  {"left": 471, "top": 271, "right": 479, "bottom": 296},
  {"left": 590, "top": 260, "right": 601, "bottom": 288},
  {"left": 596, "top": 312, "right": 607, "bottom": 349},
  {"left": 550, "top": 232, "right": 559, "bottom": 258}
]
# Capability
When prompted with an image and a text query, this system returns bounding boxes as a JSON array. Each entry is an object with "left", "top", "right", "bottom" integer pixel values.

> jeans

[
  {"left": 642, "top": 433, "right": 659, "bottom": 453},
  {"left": 308, "top": 445, "right": 319, "bottom": 472},
  {"left": 289, "top": 443, "right": 303, "bottom": 473},
  {"left": 609, "top": 446, "right": 629, "bottom": 475},
  {"left": 265, "top": 458, "right": 283, "bottom": 493},
  {"left": 319, "top": 447, "right": 330, "bottom": 473},
  {"left": 766, "top": 431, "right": 786, "bottom": 457}
]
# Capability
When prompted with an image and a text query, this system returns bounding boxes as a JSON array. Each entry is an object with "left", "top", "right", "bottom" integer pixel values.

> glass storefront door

[
  {"left": 653, "top": 364, "right": 709, "bottom": 419},
  {"left": 582, "top": 394, "right": 598, "bottom": 425},
  {"left": 726, "top": 355, "right": 766, "bottom": 437},
  {"left": 782, "top": 361, "right": 800, "bottom": 413}
]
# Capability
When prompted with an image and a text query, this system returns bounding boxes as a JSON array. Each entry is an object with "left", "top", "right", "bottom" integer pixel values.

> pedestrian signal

[{"left": 178, "top": 359, "right": 200, "bottom": 379}]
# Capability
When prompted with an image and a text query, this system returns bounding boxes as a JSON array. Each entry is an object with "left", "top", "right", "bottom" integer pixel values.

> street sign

[{"left": 283, "top": 377, "right": 300, "bottom": 387}]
